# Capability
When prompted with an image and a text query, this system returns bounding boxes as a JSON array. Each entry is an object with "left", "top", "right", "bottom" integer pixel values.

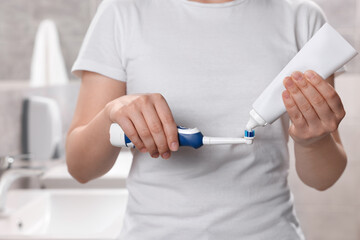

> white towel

[{"left": 30, "top": 19, "right": 69, "bottom": 87}]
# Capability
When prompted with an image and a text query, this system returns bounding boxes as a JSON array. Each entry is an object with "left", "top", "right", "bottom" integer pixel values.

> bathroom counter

[{"left": 41, "top": 148, "right": 133, "bottom": 189}]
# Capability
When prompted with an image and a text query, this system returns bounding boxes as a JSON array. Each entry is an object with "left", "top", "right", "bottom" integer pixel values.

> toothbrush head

[{"left": 244, "top": 129, "right": 255, "bottom": 139}]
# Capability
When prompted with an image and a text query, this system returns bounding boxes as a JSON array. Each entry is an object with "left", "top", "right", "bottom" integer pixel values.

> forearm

[
  {"left": 294, "top": 133, "right": 347, "bottom": 191},
  {"left": 66, "top": 107, "right": 120, "bottom": 183}
]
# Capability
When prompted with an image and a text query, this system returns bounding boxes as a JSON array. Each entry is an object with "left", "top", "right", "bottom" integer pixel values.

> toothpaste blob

[{"left": 246, "top": 23, "right": 358, "bottom": 131}]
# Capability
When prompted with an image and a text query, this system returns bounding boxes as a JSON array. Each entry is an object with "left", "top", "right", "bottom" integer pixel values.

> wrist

[
  {"left": 104, "top": 96, "right": 127, "bottom": 124},
  {"left": 294, "top": 133, "right": 333, "bottom": 150},
  {"left": 104, "top": 100, "right": 116, "bottom": 124}
]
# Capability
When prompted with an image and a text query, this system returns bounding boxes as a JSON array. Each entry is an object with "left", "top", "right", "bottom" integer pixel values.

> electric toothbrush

[{"left": 110, "top": 123, "right": 255, "bottom": 149}]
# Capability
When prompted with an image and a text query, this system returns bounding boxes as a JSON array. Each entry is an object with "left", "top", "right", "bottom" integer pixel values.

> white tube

[
  {"left": 246, "top": 23, "right": 358, "bottom": 131},
  {"left": 202, "top": 136, "right": 253, "bottom": 145}
]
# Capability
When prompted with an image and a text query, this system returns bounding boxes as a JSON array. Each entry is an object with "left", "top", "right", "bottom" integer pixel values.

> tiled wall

[
  {"left": 0, "top": 0, "right": 359, "bottom": 81},
  {"left": 0, "top": 0, "right": 102, "bottom": 81}
]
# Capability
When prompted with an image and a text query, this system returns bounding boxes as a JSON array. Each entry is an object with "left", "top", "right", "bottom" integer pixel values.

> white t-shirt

[{"left": 72, "top": 0, "right": 327, "bottom": 239}]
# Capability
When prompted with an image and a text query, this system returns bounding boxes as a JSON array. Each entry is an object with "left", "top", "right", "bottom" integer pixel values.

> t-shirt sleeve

[
  {"left": 295, "top": 0, "right": 345, "bottom": 74},
  {"left": 294, "top": 0, "right": 326, "bottom": 50},
  {"left": 71, "top": 0, "right": 127, "bottom": 82}
]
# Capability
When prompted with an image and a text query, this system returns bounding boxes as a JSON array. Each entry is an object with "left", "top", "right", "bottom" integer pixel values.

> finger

[
  {"left": 117, "top": 116, "right": 147, "bottom": 152},
  {"left": 153, "top": 96, "right": 179, "bottom": 152},
  {"left": 282, "top": 89, "right": 307, "bottom": 129},
  {"left": 129, "top": 111, "right": 159, "bottom": 158},
  {"left": 304, "top": 70, "right": 345, "bottom": 118},
  {"left": 292, "top": 71, "right": 334, "bottom": 123},
  {"left": 284, "top": 75, "right": 320, "bottom": 127},
  {"left": 142, "top": 104, "right": 171, "bottom": 159}
]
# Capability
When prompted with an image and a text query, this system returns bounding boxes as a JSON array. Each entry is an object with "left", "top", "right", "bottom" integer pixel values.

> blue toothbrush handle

[
  {"left": 177, "top": 126, "right": 204, "bottom": 149},
  {"left": 110, "top": 123, "right": 204, "bottom": 149}
]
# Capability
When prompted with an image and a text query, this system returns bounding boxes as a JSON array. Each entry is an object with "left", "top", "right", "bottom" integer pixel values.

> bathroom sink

[
  {"left": 0, "top": 189, "right": 128, "bottom": 240},
  {"left": 41, "top": 149, "right": 133, "bottom": 189}
]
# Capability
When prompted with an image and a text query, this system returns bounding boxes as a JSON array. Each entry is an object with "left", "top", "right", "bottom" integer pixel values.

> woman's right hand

[{"left": 105, "top": 93, "right": 179, "bottom": 159}]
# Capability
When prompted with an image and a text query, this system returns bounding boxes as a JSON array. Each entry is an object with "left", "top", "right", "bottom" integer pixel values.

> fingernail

[
  {"left": 285, "top": 77, "right": 294, "bottom": 87},
  {"left": 140, "top": 147, "right": 147, "bottom": 153},
  {"left": 162, "top": 152, "right": 170, "bottom": 159},
  {"left": 171, "top": 142, "right": 178, "bottom": 151},
  {"left": 151, "top": 152, "right": 159, "bottom": 158},
  {"left": 292, "top": 72, "right": 303, "bottom": 81},
  {"left": 305, "top": 71, "right": 315, "bottom": 80}
]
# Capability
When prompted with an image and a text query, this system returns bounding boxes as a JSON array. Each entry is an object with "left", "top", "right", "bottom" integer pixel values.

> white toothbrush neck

[{"left": 202, "top": 136, "right": 253, "bottom": 145}]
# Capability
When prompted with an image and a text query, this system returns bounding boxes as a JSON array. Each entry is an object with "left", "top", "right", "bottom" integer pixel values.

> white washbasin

[{"left": 0, "top": 189, "right": 128, "bottom": 240}]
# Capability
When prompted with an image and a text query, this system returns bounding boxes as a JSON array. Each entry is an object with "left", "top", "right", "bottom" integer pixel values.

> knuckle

[
  {"left": 138, "top": 128, "right": 151, "bottom": 138},
  {"left": 128, "top": 102, "right": 138, "bottom": 111},
  {"left": 113, "top": 114, "right": 127, "bottom": 125},
  {"left": 132, "top": 139, "right": 144, "bottom": 149},
  {"left": 293, "top": 112, "right": 303, "bottom": 121},
  {"left": 144, "top": 142, "right": 158, "bottom": 155},
  {"left": 285, "top": 100, "right": 296, "bottom": 109},
  {"left": 300, "top": 103, "right": 312, "bottom": 113},
  {"left": 166, "top": 127, "right": 179, "bottom": 145},
  {"left": 336, "top": 111, "right": 345, "bottom": 121},
  {"left": 339, "top": 109, "right": 346, "bottom": 119},
  {"left": 327, "top": 121, "right": 338, "bottom": 132},
  {"left": 163, "top": 114, "right": 176, "bottom": 125},
  {"left": 109, "top": 107, "right": 125, "bottom": 121},
  {"left": 327, "top": 90, "right": 338, "bottom": 100},
  {"left": 310, "top": 76, "right": 322, "bottom": 86},
  {"left": 149, "top": 123, "right": 163, "bottom": 134},
  {"left": 137, "top": 95, "right": 150, "bottom": 105},
  {"left": 152, "top": 93, "right": 164, "bottom": 101},
  {"left": 312, "top": 95, "right": 325, "bottom": 106},
  {"left": 126, "top": 130, "right": 138, "bottom": 141},
  {"left": 116, "top": 106, "right": 126, "bottom": 115},
  {"left": 157, "top": 143, "right": 169, "bottom": 154},
  {"left": 127, "top": 136, "right": 143, "bottom": 149},
  {"left": 170, "top": 131, "right": 179, "bottom": 143},
  {"left": 299, "top": 80, "right": 308, "bottom": 89},
  {"left": 290, "top": 86, "right": 300, "bottom": 94}
]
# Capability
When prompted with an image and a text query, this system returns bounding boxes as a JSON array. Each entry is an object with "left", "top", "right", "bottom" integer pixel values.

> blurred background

[{"left": 0, "top": 0, "right": 359, "bottom": 239}]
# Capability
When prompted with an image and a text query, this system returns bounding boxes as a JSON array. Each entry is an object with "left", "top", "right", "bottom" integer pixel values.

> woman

[{"left": 66, "top": 0, "right": 347, "bottom": 239}]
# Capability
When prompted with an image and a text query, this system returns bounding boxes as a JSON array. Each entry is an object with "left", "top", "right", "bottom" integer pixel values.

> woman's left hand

[{"left": 282, "top": 70, "right": 346, "bottom": 147}]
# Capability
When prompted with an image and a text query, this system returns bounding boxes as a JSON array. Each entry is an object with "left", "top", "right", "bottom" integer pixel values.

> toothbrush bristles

[{"left": 244, "top": 129, "right": 255, "bottom": 138}]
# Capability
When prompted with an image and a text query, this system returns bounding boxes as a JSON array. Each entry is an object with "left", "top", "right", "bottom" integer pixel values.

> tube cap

[{"left": 246, "top": 109, "right": 267, "bottom": 131}]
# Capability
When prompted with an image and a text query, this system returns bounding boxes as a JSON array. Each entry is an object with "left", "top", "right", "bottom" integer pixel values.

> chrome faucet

[{"left": 0, "top": 155, "right": 44, "bottom": 212}]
